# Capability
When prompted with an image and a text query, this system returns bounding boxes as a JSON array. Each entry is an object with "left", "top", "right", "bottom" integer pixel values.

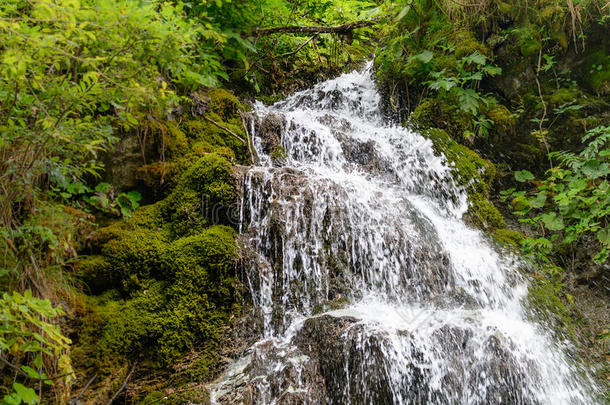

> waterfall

[{"left": 211, "top": 62, "right": 596, "bottom": 404}]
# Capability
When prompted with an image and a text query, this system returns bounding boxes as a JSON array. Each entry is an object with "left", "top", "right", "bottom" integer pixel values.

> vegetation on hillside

[{"left": 0, "top": 0, "right": 608, "bottom": 402}]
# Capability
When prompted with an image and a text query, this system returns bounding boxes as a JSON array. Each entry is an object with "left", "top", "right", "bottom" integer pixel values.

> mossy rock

[
  {"left": 81, "top": 226, "right": 239, "bottom": 372},
  {"left": 486, "top": 105, "right": 515, "bottom": 131},
  {"left": 207, "top": 88, "right": 244, "bottom": 120},
  {"left": 492, "top": 228, "right": 525, "bottom": 249},
  {"left": 526, "top": 276, "right": 576, "bottom": 338},
  {"left": 162, "top": 121, "right": 189, "bottom": 157},
  {"left": 73, "top": 255, "right": 112, "bottom": 294},
  {"left": 451, "top": 29, "right": 489, "bottom": 58},
  {"left": 424, "top": 128, "right": 495, "bottom": 191},
  {"left": 582, "top": 47, "right": 610, "bottom": 95},
  {"left": 409, "top": 98, "right": 472, "bottom": 137},
  {"left": 157, "top": 189, "right": 207, "bottom": 239},
  {"left": 423, "top": 128, "right": 506, "bottom": 230},
  {"left": 180, "top": 153, "right": 234, "bottom": 193},
  {"left": 100, "top": 228, "right": 168, "bottom": 292},
  {"left": 137, "top": 162, "right": 179, "bottom": 194},
  {"left": 467, "top": 193, "right": 506, "bottom": 230},
  {"left": 154, "top": 153, "right": 238, "bottom": 236},
  {"left": 549, "top": 88, "right": 580, "bottom": 106},
  {"left": 182, "top": 119, "right": 247, "bottom": 163},
  {"left": 94, "top": 282, "right": 168, "bottom": 364},
  {"left": 129, "top": 204, "right": 163, "bottom": 230},
  {"left": 165, "top": 225, "right": 236, "bottom": 286}
]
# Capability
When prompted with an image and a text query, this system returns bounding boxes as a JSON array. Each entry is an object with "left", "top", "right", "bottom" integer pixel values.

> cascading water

[{"left": 211, "top": 62, "right": 596, "bottom": 404}]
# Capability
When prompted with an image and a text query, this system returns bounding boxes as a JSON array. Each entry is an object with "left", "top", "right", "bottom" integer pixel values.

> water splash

[{"left": 211, "top": 62, "right": 596, "bottom": 404}]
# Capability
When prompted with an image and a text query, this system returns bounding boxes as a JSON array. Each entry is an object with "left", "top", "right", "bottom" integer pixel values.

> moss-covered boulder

[
  {"left": 423, "top": 128, "right": 506, "bottom": 230},
  {"left": 73, "top": 90, "right": 245, "bottom": 399}
]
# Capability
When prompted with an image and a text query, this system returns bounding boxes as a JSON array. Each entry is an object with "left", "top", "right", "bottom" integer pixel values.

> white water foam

[{"left": 211, "top": 62, "right": 597, "bottom": 404}]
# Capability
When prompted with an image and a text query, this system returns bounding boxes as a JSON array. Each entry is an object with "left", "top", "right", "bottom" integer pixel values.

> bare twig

[
  {"left": 70, "top": 374, "right": 98, "bottom": 405},
  {"left": 0, "top": 354, "right": 75, "bottom": 382},
  {"left": 535, "top": 47, "right": 552, "bottom": 169},
  {"left": 281, "top": 34, "right": 318, "bottom": 57},
  {"left": 203, "top": 115, "right": 247, "bottom": 144},
  {"left": 106, "top": 362, "right": 136, "bottom": 405},
  {"left": 239, "top": 112, "right": 258, "bottom": 165}
]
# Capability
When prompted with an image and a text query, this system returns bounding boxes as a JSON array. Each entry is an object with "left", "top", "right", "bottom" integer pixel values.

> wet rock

[
  {"left": 294, "top": 315, "right": 397, "bottom": 404},
  {"left": 102, "top": 135, "right": 143, "bottom": 192},
  {"left": 256, "top": 113, "right": 285, "bottom": 155},
  {"left": 212, "top": 341, "right": 325, "bottom": 405}
]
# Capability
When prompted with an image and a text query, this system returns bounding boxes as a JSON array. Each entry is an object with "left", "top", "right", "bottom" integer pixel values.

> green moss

[
  {"left": 527, "top": 276, "right": 576, "bottom": 338},
  {"left": 409, "top": 98, "right": 472, "bottom": 137},
  {"left": 486, "top": 105, "right": 515, "bottom": 130},
  {"left": 270, "top": 145, "right": 287, "bottom": 164},
  {"left": 157, "top": 226, "right": 237, "bottom": 365},
  {"left": 165, "top": 225, "right": 236, "bottom": 285},
  {"left": 180, "top": 153, "right": 234, "bottom": 193},
  {"left": 492, "top": 228, "right": 524, "bottom": 249},
  {"left": 549, "top": 88, "right": 579, "bottom": 105},
  {"left": 78, "top": 226, "right": 238, "bottom": 377},
  {"left": 95, "top": 281, "right": 168, "bottom": 366},
  {"left": 256, "top": 93, "right": 284, "bottom": 106},
  {"left": 583, "top": 47, "right": 610, "bottom": 94},
  {"left": 150, "top": 153, "right": 237, "bottom": 238},
  {"left": 141, "top": 388, "right": 210, "bottom": 405},
  {"left": 101, "top": 228, "right": 168, "bottom": 292},
  {"left": 451, "top": 29, "right": 489, "bottom": 58},
  {"left": 182, "top": 119, "right": 247, "bottom": 162},
  {"left": 137, "top": 162, "right": 179, "bottom": 194},
  {"left": 129, "top": 204, "right": 163, "bottom": 230},
  {"left": 514, "top": 25, "right": 542, "bottom": 57},
  {"left": 424, "top": 128, "right": 495, "bottom": 191},
  {"left": 207, "top": 88, "right": 243, "bottom": 120},
  {"left": 467, "top": 193, "right": 506, "bottom": 230},
  {"left": 423, "top": 128, "right": 506, "bottom": 230},
  {"left": 163, "top": 121, "right": 189, "bottom": 157},
  {"left": 157, "top": 189, "right": 206, "bottom": 238},
  {"left": 73, "top": 255, "right": 112, "bottom": 294}
]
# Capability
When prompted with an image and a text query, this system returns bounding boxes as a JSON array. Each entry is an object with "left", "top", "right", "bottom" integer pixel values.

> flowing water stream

[{"left": 210, "top": 63, "right": 596, "bottom": 404}]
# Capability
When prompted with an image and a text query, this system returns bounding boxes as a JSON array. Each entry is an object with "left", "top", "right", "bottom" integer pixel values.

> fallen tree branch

[
  {"left": 70, "top": 374, "right": 98, "bottom": 405},
  {"left": 281, "top": 34, "right": 318, "bottom": 57},
  {"left": 252, "top": 19, "right": 378, "bottom": 36},
  {"left": 239, "top": 111, "right": 258, "bottom": 165},
  {"left": 203, "top": 115, "right": 247, "bottom": 144},
  {"left": 106, "top": 362, "right": 136, "bottom": 405}
]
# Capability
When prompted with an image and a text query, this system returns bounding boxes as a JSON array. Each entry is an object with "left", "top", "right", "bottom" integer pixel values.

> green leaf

[
  {"left": 21, "top": 365, "right": 41, "bottom": 379},
  {"left": 95, "top": 182, "right": 111, "bottom": 193},
  {"left": 581, "top": 160, "right": 608, "bottom": 179},
  {"left": 462, "top": 51, "right": 487, "bottom": 65},
  {"left": 429, "top": 78, "right": 456, "bottom": 92},
  {"left": 126, "top": 191, "right": 142, "bottom": 203},
  {"left": 529, "top": 191, "right": 547, "bottom": 209},
  {"left": 12, "top": 383, "right": 38, "bottom": 405},
  {"left": 3, "top": 393, "right": 21, "bottom": 405},
  {"left": 457, "top": 88, "right": 480, "bottom": 114},
  {"left": 540, "top": 212, "right": 565, "bottom": 231},
  {"left": 413, "top": 50, "right": 434, "bottom": 64},
  {"left": 596, "top": 228, "right": 610, "bottom": 245},
  {"left": 514, "top": 170, "right": 535, "bottom": 182},
  {"left": 482, "top": 65, "right": 502, "bottom": 76}
]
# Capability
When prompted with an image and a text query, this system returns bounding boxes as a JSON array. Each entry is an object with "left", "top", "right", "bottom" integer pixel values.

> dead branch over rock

[{"left": 251, "top": 19, "right": 378, "bottom": 36}]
